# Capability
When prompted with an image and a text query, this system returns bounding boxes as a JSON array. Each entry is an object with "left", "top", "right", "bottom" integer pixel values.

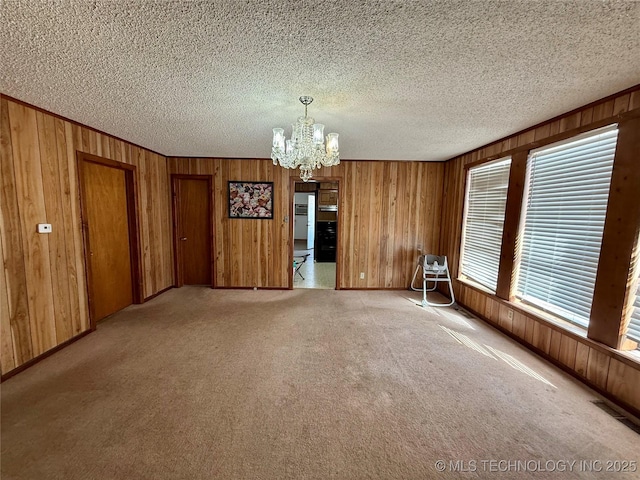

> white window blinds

[
  {"left": 628, "top": 231, "right": 640, "bottom": 343},
  {"left": 460, "top": 157, "right": 511, "bottom": 291},
  {"left": 516, "top": 125, "right": 618, "bottom": 327},
  {"left": 629, "top": 281, "right": 640, "bottom": 343}
]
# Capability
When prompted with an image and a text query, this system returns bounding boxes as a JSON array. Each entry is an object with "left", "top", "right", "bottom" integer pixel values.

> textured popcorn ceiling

[{"left": 2, "top": 1, "right": 639, "bottom": 160}]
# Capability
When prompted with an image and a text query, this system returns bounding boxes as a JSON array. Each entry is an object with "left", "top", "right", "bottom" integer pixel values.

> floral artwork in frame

[{"left": 228, "top": 181, "right": 274, "bottom": 219}]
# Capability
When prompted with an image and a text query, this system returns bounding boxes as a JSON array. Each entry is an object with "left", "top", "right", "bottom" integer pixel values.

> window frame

[
  {"left": 514, "top": 124, "right": 619, "bottom": 329},
  {"left": 459, "top": 156, "right": 512, "bottom": 293}
]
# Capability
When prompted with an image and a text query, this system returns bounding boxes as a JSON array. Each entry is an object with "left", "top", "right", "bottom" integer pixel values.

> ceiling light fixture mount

[{"left": 271, "top": 96, "right": 340, "bottom": 182}]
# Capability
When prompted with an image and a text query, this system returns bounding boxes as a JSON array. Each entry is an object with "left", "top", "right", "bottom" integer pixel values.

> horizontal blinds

[
  {"left": 516, "top": 125, "right": 618, "bottom": 327},
  {"left": 629, "top": 281, "right": 640, "bottom": 343},
  {"left": 628, "top": 230, "right": 640, "bottom": 342},
  {"left": 460, "top": 158, "right": 511, "bottom": 291}
]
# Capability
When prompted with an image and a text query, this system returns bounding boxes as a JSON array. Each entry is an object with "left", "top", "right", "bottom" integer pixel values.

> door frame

[
  {"left": 77, "top": 152, "right": 143, "bottom": 329},
  {"left": 289, "top": 176, "right": 342, "bottom": 290},
  {"left": 170, "top": 174, "right": 214, "bottom": 288}
]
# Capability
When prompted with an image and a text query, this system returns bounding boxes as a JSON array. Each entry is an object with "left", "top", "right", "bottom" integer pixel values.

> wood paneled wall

[
  {"left": 457, "top": 283, "right": 640, "bottom": 416},
  {"left": 337, "top": 161, "right": 443, "bottom": 288},
  {"left": 168, "top": 158, "right": 291, "bottom": 288},
  {"left": 2, "top": 99, "right": 444, "bottom": 375},
  {"left": 440, "top": 86, "right": 640, "bottom": 414},
  {"left": 0, "top": 96, "right": 173, "bottom": 376},
  {"left": 168, "top": 158, "right": 444, "bottom": 289}
]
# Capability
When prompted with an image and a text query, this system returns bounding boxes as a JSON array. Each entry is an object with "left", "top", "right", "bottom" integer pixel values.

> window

[
  {"left": 516, "top": 125, "right": 618, "bottom": 327},
  {"left": 629, "top": 284, "right": 640, "bottom": 343},
  {"left": 460, "top": 157, "right": 511, "bottom": 291},
  {"left": 628, "top": 233, "right": 640, "bottom": 343}
]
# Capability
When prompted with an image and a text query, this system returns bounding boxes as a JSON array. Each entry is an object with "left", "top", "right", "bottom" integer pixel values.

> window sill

[
  {"left": 457, "top": 276, "right": 587, "bottom": 338},
  {"left": 456, "top": 276, "right": 495, "bottom": 295},
  {"left": 511, "top": 298, "right": 589, "bottom": 338},
  {"left": 454, "top": 277, "right": 640, "bottom": 368}
]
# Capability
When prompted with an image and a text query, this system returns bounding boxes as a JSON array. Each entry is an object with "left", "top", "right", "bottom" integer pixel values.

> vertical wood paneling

[
  {"left": 532, "top": 322, "right": 552, "bottom": 354},
  {"left": 1, "top": 96, "right": 172, "bottom": 376},
  {"left": 367, "top": 163, "right": 382, "bottom": 286},
  {"left": 592, "top": 100, "right": 615, "bottom": 122},
  {"left": 137, "top": 148, "right": 152, "bottom": 297},
  {"left": 574, "top": 342, "right": 590, "bottom": 378},
  {"left": 8, "top": 101, "right": 57, "bottom": 355},
  {"left": 612, "top": 94, "right": 630, "bottom": 115},
  {"left": 396, "top": 164, "right": 412, "bottom": 281},
  {"left": 0, "top": 218, "right": 16, "bottom": 372},
  {"left": 427, "top": 164, "right": 442, "bottom": 248},
  {"left": 395, "top": 163, "right": 410, "bottom": 286},
  {"left": 498, "top": 304, "right": 513, "bottom": 332},
  {"left": 336, "top": 161, "right": 443, "bottom": 289},
  {"left": 586, "top": 348, "right": 611, "bottom": 390},
  {"left": 534, "top": 124, "right": 551, "bottom": 141},
  {"left": 559, "top": 112, "right": 581, "bottom": 132},
  {"left": 549, "top": 330, "right": 562, "bottom": 359},
  {"left": 343, "top": 162, "right": 356, "bottom": 284},
  {"left": 55, "top": 118, "right": 83, "bottom": 337},
  {"left": 485, "top": 297, "right": 499, "bottom": 324},
  {"left": 150, "top": 152, "right": 163, "bottom": 293},
  {"left": 63, "top": 121, "right": 89, "bottom": 334},
  {"left": 558, "top": 336, "right": 578, "bottom": 369},
  {"left": 37, "top": 112, "right": 73, "bottom": 343},
  {"left": 524, "top": 317, "right": 535, "bottom": 345},
  {"left": 159, "top": 157, "right": 173, "bottom": 289},
  {"left": 0, "top": 108, "right": 18, "bottom": 371},
  {"left": 463, "top": 279, "right": 640, "bottom": 413},
  {"left": 169, "top": 158, "right": 290, "bottom": 288},
  {"left": 168, "top": 158, "right": 444, "bottom": 289},
  {"left": 606, "top": 359, "right": 640, "bottom": 410},
  {"left": 1, "top": 98, "right": 33, "bottom": 365},
  {"left": 383, "top": 162, "right": 398, "bottom": 287},
  {"left": 152, "top": 153, "right": 164, "bottom": 293},
  {"left": 88, "top": 129, "right": 98, "bottom": 156},
  {"left": 440, "top": 157, "right": 465, "bottom": 279},
  {"left": 213, "top": 160, "right": 226, "bottom": 286},
  {"left": 440, "top": 87, "right": 640, "bottom": 414},
  {"left": 356, "top": 162, "right": 370, "bottom": 285}
]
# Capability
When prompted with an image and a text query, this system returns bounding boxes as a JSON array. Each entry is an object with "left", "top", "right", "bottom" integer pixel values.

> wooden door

[
  {"left": 174, "top": 177, "right": 212, "bottom": 286},
  {"left": 82, "top": 161, "right": 134, "bottom": 321}
]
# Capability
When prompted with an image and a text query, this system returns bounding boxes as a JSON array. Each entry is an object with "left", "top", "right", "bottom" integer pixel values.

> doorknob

[{"left": 180, "top": 237, "right": 187, "bottom": 241}]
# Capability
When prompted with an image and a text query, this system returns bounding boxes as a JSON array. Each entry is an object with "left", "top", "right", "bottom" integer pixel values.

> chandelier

[{"left": 271, "top": 96, "right": 340, "bottom": 182}]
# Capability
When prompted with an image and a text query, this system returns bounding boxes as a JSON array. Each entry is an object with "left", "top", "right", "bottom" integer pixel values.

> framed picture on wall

[{"left": 228, "top": 181, "right": 274, "bottom": 219}]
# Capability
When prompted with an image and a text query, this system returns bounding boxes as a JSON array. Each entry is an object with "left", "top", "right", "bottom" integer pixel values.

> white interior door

[{"left": 307, "top": 194, "right": 316, "bottom": 249}]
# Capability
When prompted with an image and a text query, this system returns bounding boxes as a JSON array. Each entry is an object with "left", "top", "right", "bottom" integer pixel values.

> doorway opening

[{"left": 291, "top": 180, "right": 338, "bottom": 289}]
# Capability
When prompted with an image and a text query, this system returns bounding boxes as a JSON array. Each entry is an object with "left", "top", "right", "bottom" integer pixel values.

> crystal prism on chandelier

[{"left": 271, "top": 96, "right": 340, "bottom": 182}]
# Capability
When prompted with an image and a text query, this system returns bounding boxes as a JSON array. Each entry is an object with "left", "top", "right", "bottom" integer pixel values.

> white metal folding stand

[
  {"left": 410, "top": 254, "right": 455, "bottom": 307},
  {"left": 293, "top": 253, "right": 311, "bottom": 280}
]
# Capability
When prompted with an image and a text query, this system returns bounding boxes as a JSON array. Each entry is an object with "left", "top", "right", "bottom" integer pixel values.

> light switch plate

[{"left": 37, "top": 223, "right": 52, "bottom": 233}]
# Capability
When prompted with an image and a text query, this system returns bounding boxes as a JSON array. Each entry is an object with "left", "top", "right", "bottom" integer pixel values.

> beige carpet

[{"left": 2, "top": 288, "right": 639, "bottom": 479}]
